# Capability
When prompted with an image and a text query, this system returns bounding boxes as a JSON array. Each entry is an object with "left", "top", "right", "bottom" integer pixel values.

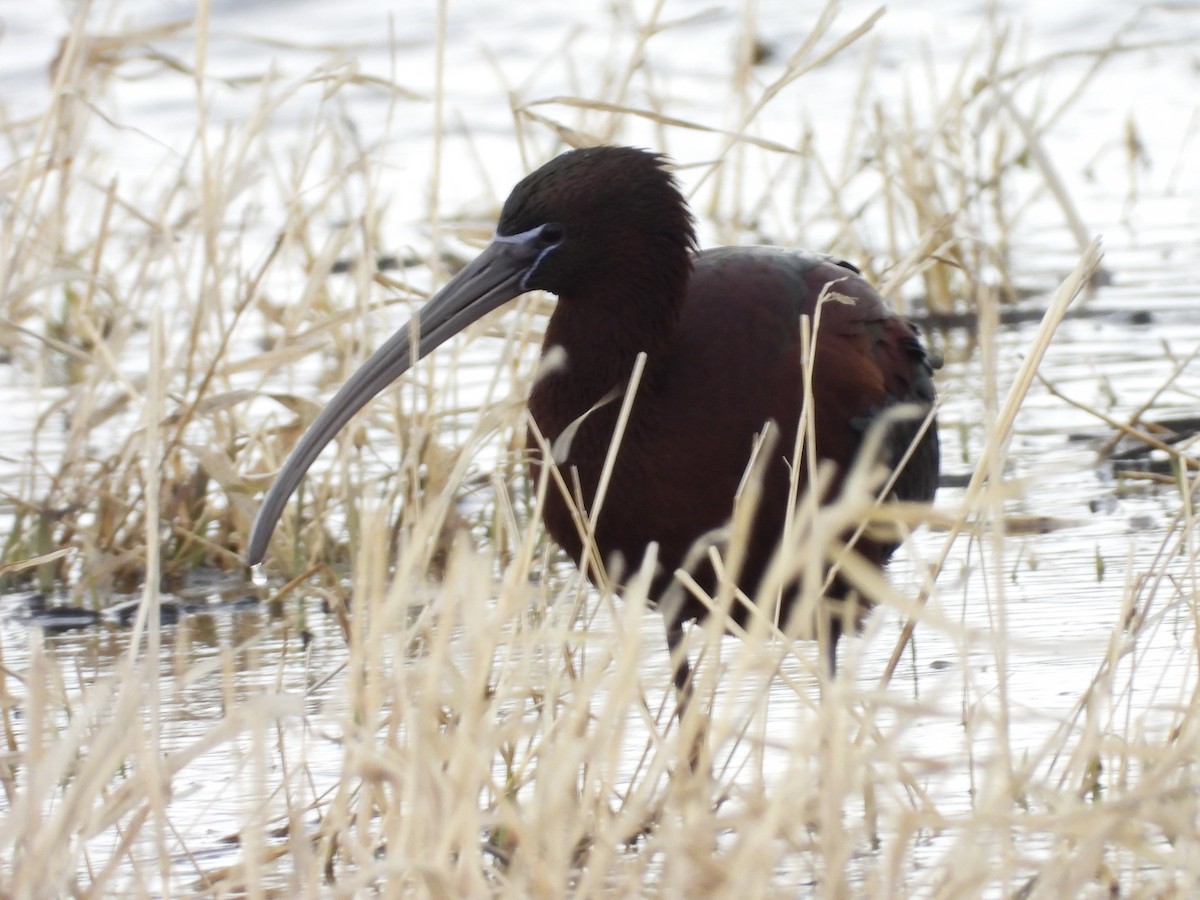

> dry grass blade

[
  {"left": 0, "top": 0, "right": 1196, "bottom": 895},
  {"left": 881, "top": 238, "right": 1104, "bottom": 685},
  {"left": 524, "top": 97, "right": 799, "bottom": 154},
  {"left": 0, "top": 549, "right": 71, "bottom": 576}
]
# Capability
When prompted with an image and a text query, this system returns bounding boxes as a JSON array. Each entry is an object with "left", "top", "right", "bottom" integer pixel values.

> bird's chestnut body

[{"left": 247, "top": 145, "right": 940, "bottom": 675}]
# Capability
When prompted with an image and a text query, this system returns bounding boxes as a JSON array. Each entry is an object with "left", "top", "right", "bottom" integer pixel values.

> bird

[{"left": 246, "top": 145, "right": 939, "bottom": 694}]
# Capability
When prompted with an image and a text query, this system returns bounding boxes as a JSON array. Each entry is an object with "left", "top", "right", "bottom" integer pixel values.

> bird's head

[{"left": 246, "top": 145, "right": 694, "bottom": 565}]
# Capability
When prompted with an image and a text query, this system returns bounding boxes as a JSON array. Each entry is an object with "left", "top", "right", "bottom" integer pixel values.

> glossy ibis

[{"left": 247, "top": 145, "right": 939, "bottom": 689}]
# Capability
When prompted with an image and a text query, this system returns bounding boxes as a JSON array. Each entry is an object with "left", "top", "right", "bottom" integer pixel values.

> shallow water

[{"left": 1, "top": 0, "right": 1198, "bottom": 894}]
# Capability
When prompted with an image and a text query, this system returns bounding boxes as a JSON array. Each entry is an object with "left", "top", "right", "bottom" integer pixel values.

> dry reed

[{"left": 0, "top": 0, "right": 1196, "bottom": 896}]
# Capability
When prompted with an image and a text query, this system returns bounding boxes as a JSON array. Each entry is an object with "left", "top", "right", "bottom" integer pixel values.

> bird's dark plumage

[{"left": 247, "top": 145, "right": 939, "bottom": 681}]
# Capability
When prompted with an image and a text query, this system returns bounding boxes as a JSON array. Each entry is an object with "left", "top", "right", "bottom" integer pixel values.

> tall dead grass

[{"left": 0, "top": 0, "right": 1196, "bottom": 896}]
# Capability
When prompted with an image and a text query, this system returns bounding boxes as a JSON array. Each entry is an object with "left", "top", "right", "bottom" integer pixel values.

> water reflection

[{"left": 0, "top": 0, "right": 1196, "bottom": 892}]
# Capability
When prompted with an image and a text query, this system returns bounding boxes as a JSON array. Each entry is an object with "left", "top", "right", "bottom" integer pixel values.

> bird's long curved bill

[{"left": 246, "top": 234, "right": 542, "bottom": 566}]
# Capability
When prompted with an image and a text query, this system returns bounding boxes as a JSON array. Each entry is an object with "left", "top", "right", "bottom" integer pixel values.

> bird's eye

[{"left": 538, "top": 222, "right": 565, "bottom": 246}]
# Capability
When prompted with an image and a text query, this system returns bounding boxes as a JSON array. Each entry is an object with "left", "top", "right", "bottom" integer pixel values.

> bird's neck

[{"left": 529, "top": 281, "right": 681, "bottom": 442}]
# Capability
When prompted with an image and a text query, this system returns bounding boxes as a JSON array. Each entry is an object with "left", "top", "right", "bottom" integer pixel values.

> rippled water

[{"left": 1, "top": 0, "right": 1197, "bottom": 893}]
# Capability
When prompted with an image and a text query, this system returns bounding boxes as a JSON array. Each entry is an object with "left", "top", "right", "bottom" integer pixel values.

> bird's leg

[
  {"left": 822, "top": 583, "right": 860, "bottom": 677},
  {"left": 824, "top": 615, "right": 842, "bottom": 677},
  {"left": 665, "top": 619, "right": 712, "bottom": 775},
  {"left": 664, "top": 618, "right": 694, "bottom": 718}
]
